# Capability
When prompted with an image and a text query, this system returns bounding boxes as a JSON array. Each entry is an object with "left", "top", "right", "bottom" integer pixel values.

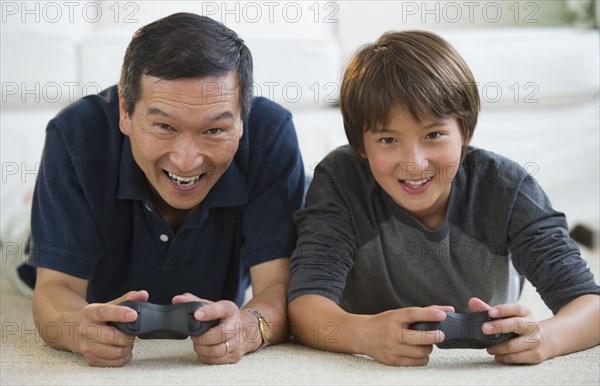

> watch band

[{"left": 244, "top": 307, "right": 271, "bottom": 349}]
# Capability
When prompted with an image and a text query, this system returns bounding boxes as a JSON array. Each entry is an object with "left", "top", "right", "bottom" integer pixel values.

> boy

[{"left": 287, "top": 31, "right": 599, "bottom": 366}]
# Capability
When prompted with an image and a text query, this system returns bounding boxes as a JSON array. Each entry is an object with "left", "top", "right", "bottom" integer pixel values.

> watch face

[{"left": 261, "top": 319, "right": 271, "bottom": 343}]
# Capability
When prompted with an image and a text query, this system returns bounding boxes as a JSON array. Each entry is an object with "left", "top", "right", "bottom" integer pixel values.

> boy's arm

[
  {"left": 540, "top": 294, "right": 600, "bottom": 358},
  {"left": 32, "top": 267, "right": 148, "bottom": 367},
  {"left": 289, "top": 294, "right": 448, "bottom": 366},
  {"left": 470, "top": 294, "right": 600, "bottom": 364}
]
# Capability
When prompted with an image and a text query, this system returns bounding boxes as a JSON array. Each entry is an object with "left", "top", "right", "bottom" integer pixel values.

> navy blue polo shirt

[{"left": 29, "top": 86, "right": 304, "bottom": 305}]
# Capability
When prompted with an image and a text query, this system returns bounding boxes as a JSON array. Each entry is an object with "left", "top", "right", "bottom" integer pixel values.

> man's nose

[{"left": 171, "top": 137, "right": 204, "bottom": 172}]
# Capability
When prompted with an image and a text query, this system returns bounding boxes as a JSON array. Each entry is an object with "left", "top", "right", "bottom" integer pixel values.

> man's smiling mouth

[{"left": 165, "top": 171, "right": 203, "bottom": 187}]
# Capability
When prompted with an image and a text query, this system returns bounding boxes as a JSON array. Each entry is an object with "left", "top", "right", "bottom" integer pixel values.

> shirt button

[
  {"left": 144, "top": 203, "right": 152, "bottom": 212},
  {"left": 159, "top": 234, "right": 169, "bottom": 242}
]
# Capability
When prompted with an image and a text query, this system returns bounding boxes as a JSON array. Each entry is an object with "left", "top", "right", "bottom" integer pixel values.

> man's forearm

[
  {"left": 32, "top": 281, "right": 88, "bottom": 354},
  {"left": 243, "top": 280, "right": 290, "bottom": 346}
]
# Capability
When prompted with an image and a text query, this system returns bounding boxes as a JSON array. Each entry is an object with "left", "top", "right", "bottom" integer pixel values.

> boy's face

[
  {"left": 118, "top": 72, "right": 243, "bottom": 213},
  {"left": 362, "top": 107, "right": 466, "bottom": 229}
]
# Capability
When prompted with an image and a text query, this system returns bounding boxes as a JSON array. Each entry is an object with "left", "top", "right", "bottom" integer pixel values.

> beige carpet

[{"left": 1, "top": 247, "right": 599, "bottom": 386}]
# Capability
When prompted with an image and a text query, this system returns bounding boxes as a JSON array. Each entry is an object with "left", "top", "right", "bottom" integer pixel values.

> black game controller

[
  {"left": 109, "top": 301, "right": 219, "bottom": 339},
  {"left": 409, "top": 311, "right": 517, "bottom": 349}
]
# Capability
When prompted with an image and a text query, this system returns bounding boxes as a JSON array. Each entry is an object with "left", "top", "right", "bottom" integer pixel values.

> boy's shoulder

[
  {"left": 462, "top": 146, "right": 531, "bottom": 186},
  {"left": 317, "top": 145, "right": 368, "bottom": 177}
]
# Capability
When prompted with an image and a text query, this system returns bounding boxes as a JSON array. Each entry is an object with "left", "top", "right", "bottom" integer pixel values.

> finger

[
  {"left": 83, "top": 350, "right": 133, "bottom": 368},
  {"left": 81, "top": 323, "right": 136, "bottom": 347},
  {"left": 109, "top": 290, "right": 149, "bottom": 305},
  {"left": 172, "top": 293, "right": 214, "bottom": 305},
  {"left": 84, "top": 303, "right": 138, "bottom": 324},
  {"left": 487, "top": 303, "right": 531, "bottom": 319},
  {"left": 468, "top": 297, "right": 491, "bottom": 313},
  {"left": 427, "top": 305, "right": 455, "bottom": 313},
  {"left": 193, "top": 340, "right": 230, "bottom": 359},
  {"left": 194, "top": 300, "right": 237, "bottom": 321},
  {"left": 403, "top": 328, "right": 445, "bottom": 346},
  {"left": 400, "top": 307, "right": 448, "bottom": 325}
]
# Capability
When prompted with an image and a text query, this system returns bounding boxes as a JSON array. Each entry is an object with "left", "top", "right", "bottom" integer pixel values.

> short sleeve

[
  {"left": 240, "top": 105, "right": 305, "bottom": 266},
  {"left": 28, "top": 121, "right": 102, "bottom": 279}
]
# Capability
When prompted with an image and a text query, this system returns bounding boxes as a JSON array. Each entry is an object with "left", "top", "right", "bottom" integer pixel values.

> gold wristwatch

[{"left": 244, "top": 307, "right": 271, "bottom": 349}]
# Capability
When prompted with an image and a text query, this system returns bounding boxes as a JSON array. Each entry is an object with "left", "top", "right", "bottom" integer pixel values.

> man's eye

[
  {"left": 157, "top": 123, "right": 173, "bottom": 131},
  {"left": 207, "top": 128, "right": 223, "bottom": 135}
]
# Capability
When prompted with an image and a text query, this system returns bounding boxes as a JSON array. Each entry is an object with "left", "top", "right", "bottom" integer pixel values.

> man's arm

[
  {"left": 242, "top": 257, "right": 291, "bottom": 349},
  {"left": 32, "top": 267, "right": 149, "bottom": 367},
  {"left": 32, "top": 268, "right": 89, "bottom": 354}
]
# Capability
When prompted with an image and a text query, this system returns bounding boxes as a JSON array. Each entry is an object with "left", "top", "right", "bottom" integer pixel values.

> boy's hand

[
  {"left": 78, "top": 290, "right": 149, "bottom": 367},
  {"left": 468, "top": 297, "right": 549, "bottom": 364},
  {"left": 172, "top": 293, "right": 247, "bottom": 365},
  {"left": 361, "top": 305, "right": 453, "bottom": 366}
]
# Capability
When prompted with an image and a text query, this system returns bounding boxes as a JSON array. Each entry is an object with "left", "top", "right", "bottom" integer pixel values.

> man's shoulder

[
  {"left": 246, "top": 97, "right": 293, "bottom": 135},
  {"left": 48, "top": 86, "right": 122, "bottom": 160}
]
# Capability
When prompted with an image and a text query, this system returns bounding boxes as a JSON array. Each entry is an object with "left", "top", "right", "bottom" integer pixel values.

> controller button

[
  {"left": 188, "top": 319, "right": 202, "bottom": 332},
  {"left": 126, "top": 319, "right": 140, "bottom": 331}
]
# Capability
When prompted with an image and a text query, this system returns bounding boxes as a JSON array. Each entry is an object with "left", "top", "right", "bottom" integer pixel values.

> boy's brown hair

[{"left": 339, "top": 30, "right": 480, "bottom": 159}]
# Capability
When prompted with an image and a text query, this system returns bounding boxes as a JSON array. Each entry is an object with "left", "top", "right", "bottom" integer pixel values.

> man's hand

[
  {"left": 359, "top": 305, "right": 453, "bottom": 366},
  {"left": 173, "top": 293, "right": 256, "bottom": 365},
  {"left": 468, "top": 297, "right": 549, "bottom": 364},
  {"left": 77, "top": 290, "right": 149, "bottom": 367}
]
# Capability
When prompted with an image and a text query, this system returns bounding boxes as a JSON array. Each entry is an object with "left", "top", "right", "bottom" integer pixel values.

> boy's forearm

[
  {"left": 32, "top": 282, "right": 88, "bottom": 354},
  {"left": 288, "top": 295, "right": 369, "bottom": 355},
  {"left": 540, "top": 294, "right": 600, "bottom": 358}
]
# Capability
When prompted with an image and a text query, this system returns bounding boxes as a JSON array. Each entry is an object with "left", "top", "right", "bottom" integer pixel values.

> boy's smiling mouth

[{"left": 399, "top": 177, "right": 433, "bottom": 193}]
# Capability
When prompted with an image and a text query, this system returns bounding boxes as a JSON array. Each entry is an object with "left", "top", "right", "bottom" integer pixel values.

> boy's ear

[{"left": 118, "top": 89, "right": 131, "bottom": 136}]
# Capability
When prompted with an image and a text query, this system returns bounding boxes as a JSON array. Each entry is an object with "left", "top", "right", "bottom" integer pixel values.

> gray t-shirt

[{"left": 288, "top": 145, "right": 600, "bottom": 314}]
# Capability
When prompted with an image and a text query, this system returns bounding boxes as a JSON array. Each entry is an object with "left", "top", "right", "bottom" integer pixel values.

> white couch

[{"left": 2, "top": 1, "right": 599, "bottom": 240}]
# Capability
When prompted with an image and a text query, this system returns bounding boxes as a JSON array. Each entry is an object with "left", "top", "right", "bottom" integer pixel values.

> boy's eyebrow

[
  {"left": 421, "top": 120, "right": 449, "bottom": 129},
  {"left": 373, "top": 120, "right": 449, "bottom": 133}
]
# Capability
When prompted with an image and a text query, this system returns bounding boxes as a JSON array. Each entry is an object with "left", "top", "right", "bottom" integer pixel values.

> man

[{"left": 26, "top": 13, "right": 304, "bottom": 367}]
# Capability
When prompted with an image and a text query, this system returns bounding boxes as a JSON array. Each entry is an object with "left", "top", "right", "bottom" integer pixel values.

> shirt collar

[{"left": 116, "top": 136, "right": 248, "bottom": 208}]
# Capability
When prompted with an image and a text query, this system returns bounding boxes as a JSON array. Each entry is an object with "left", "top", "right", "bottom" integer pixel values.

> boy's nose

[{"left": 400, "top": 146, "right": 429, "bottom": 175}]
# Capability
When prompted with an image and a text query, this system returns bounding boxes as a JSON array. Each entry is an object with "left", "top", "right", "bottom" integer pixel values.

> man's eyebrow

[
  {"left": 145, "top": 108, "right": 235, "bottom": 122},
  {"left": 209, "top": 111, "right": 235, "bottom": 122},
  {"left": 146, "top": 107, "right": 173, "bottom": 118}
]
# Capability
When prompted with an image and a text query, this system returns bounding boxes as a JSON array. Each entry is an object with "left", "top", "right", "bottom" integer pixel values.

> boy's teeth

[
  {"left": 167, "top": 171, "right": 201, "bottom": 186},
  {"left": 404, "top": 178, "right": 430, "bottom": 187}
]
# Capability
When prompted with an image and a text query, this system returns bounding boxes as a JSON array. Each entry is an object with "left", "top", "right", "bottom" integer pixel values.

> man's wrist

[{"left": 243, "top": 307, "right": 271, "bottom": 351}]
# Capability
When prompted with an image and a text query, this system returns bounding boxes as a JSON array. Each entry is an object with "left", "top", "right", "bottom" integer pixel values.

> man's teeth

[
  {"left": 403, "top": 178, "right": 431, "bottom": 187},
  {"left": 167, "top": 171, "right": 201, "bottom": 186}
]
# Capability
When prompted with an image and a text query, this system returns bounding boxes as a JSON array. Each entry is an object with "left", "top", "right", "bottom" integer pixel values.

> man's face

[
  {"left": 362, "top": 107, "right": 466, "bottom": 229},
  {"left": 119, "top": 72, "right": 243, "bottom": 212}
]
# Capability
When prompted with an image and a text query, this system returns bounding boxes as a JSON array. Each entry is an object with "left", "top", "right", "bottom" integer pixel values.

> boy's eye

[
  {"left": 379, "top": 137, "right": 396, "bottom": 144},
  {"left": 426, "top": 132, "right": 442, "bottom": 140}
]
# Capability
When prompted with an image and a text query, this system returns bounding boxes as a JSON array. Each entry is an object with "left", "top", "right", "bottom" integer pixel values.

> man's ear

[{"left": 118, "top": 89, "right": 131, "bottom": 136}]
